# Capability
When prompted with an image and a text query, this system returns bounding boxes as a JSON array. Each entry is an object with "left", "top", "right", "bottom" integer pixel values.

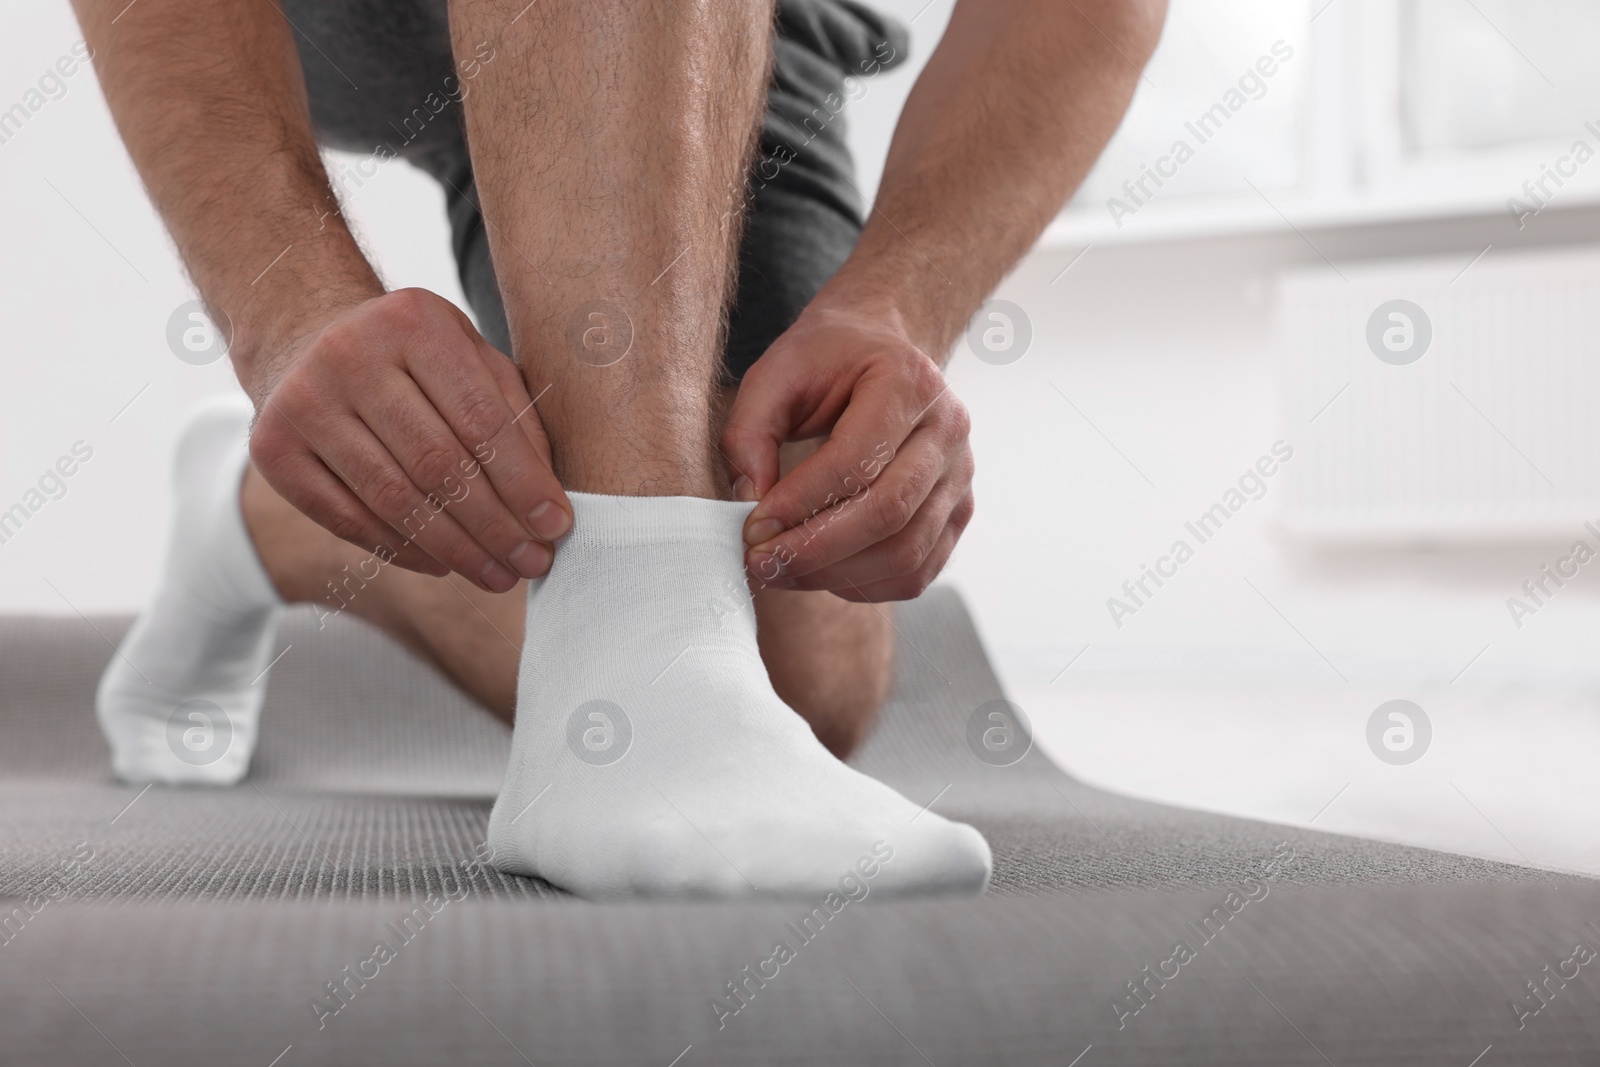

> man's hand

[
  {"left": 720, "top": 0, "right": 1165, "bottom": 602},
  {"left": 249, "top": 288, "right": 572, "bottom": 592},
  {"left": 67, "top": 0, "right": 572, "bottom": 593},
  {"left": 722, "top": 301, "right": 974, "bottom": 602}
]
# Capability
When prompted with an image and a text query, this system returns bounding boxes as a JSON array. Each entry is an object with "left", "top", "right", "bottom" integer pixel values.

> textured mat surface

[{"left": 2, "top": 589, "right": 1596, "bottom": 1064}]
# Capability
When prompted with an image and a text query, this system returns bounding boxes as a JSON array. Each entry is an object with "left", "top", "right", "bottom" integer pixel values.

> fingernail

[
  {"left": 507, "top": 540, "right": 552, "bottom": 579},
  {"left": 745, "top": 517, "right": 783, "bottom": 546},
  {"left": 527, "top": 500, "right": 571, "bottom": 541},
  {"left": 732, "top": 475, "right": 757, "bottom": 502},
  {"left": 480, "top": 559, "right": 519, "bottom": 593}
]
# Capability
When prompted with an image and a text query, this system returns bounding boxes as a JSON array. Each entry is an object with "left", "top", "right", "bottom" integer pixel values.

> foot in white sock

[
  {"left": 486, "top": 492, "right": 992, "bottom": 899},
  {"left": 96, "top": 394, "right": 283, "bottom": 785}
]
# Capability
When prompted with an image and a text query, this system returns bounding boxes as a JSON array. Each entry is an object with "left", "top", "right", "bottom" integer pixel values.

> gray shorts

[{"left": 282, "top": 0, "right": 907, "bottom": 383}]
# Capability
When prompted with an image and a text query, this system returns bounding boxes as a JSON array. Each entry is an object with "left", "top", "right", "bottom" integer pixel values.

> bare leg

[{"left": 450, "top": 0, "right": 769, "bottom": 496}]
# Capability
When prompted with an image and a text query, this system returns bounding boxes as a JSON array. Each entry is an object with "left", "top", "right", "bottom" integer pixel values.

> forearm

[
  {"left": 822, "top": 0, "right": 1165, "bottom": 359},
  {"left": 70, "top": 0, "right": 380, "bottom": 395}
]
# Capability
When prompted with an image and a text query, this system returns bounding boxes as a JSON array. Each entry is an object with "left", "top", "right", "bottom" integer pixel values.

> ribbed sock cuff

[{"left": 565, "top": 492, "right": 755, "bottom": 551}]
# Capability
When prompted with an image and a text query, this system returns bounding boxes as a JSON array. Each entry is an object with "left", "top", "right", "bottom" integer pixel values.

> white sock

[
  {"left": 486, "top": 492, "right": 992, "bottom": 899},
  {"left": 97, "top": 394, "right": 283, "bottom": 785}
]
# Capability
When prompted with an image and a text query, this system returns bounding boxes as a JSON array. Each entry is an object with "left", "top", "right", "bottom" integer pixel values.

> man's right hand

[
  {"left": 66, "top": 0, "right": 567, "bottom": 591},
  {"left": 247, "top": 288, "right": 571, "bottom": 592}
]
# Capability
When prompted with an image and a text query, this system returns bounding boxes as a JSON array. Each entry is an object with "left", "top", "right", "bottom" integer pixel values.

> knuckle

[
  {"left": 869, "top": 482, "right": 917, "bottom": 533},
  {"left": 454, "top": 392, "right": 508, "bottom": 450},
  {"left": 322, "top": 507, "right": 370, "bottom": 546},
  {"left": 907, "top": 350, "right": 945, "bottom": 395},
  {"left": 475, "top": 514, "right": 521, "bottom": 550},
  {"left": 409, "top": 442, "right": 461, "bottom": 491},
  {"left": 944, "top": 396, "right": 973, "bottom": 439},
  {"left": 890, "top": 571, "right": 932, "bottom": 601},
  {"left": 378, "top": 287, "right": 433, "bottom": 329},
  {"left": 885, "top": 538, "right": 925, "bottom": 577},
  {"left": 368, "top": 472, "right": 417, "bottom": 519},
  {"left": 952, "top": 493, "right": 976, "bottom": 532}
]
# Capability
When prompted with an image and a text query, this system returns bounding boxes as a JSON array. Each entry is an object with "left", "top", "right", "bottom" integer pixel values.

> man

[{"left": 78, "top": 0, "right": 1164, "bottom": 898}]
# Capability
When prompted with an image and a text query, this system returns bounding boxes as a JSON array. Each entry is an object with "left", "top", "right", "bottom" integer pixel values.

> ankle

[
  {"left": 536, "top": 377, "right": 724, "bottom": 497},
  {"left": 555, "top": 445, "right": 723, "bottom": 498}
]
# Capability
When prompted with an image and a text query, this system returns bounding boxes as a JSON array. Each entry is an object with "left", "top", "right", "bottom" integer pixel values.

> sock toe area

[{"left": 869, "top": 817, "right": 993, "bottom": 897}]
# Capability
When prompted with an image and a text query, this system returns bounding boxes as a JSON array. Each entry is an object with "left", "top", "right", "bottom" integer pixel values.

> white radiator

[{"left": 1278, "top": 245, "right": 1600, "bottom": 540}]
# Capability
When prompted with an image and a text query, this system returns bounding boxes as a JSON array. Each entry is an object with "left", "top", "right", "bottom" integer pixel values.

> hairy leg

[{"left": 450, "top": 0, "right": 769, "bottom": 493}]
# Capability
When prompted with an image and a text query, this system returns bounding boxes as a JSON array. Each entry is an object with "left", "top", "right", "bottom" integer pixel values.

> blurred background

[{"left": 4, "top": 0, "right": 1600, "bottom": 873}]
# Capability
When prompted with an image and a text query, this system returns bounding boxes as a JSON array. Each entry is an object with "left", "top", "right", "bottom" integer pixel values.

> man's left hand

[{"left": 721, "top": 300, "right": 975, "bottom": 602}]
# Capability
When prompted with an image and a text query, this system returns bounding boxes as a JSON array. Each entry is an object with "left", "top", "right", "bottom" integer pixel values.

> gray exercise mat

[{"left": 1, "top": 589, "right": 1595, "bottom": 1064}]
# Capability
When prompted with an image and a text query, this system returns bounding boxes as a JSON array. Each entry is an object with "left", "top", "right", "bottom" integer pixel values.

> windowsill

[{"left": 1038, "top": 186, "right": 1600, "bottom": 250}]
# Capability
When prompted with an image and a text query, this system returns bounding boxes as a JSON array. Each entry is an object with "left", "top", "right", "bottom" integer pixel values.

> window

[{"left": 1047, "top": 0, "right": 1600, "bottom": 246}]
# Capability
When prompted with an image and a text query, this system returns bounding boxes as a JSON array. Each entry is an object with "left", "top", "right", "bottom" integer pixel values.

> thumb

[
  {"left": 720, "top": 367, "right": 791, "bottom": 507},
  {"left": 481, "top": 337, "right": 557, "bottom": 472}
]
